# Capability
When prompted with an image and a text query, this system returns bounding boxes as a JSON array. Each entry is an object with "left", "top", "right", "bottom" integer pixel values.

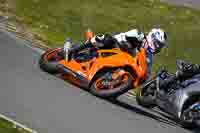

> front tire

[
  {"left": 136, "top": 83, "right": 156, "bottom": 108},
  {"left": 90, "top": 70, "right": 133, "bottom": 99}
]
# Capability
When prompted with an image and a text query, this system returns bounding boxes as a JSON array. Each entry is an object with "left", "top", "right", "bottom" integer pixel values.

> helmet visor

[{"left": 152, "top": 40, "right": 166, "bottom": 54}]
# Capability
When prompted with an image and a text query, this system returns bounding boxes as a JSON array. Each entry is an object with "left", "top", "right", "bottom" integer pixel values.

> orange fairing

[
  {"left": 132, "top": 48, "right": 147, "bottom": 86},
  {"left": 88, "top": 48, "right": 147, "bottom": 87},
  {"left": 59, "top": 47, "right": 147, "bottom": 88},
  {"left": 134, "top": 48, "right": 147, "bottom": 79}
]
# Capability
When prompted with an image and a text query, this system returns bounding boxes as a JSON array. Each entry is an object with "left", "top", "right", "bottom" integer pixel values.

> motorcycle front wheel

[{"left": 136, "top": 82, "right": 156, "bottom": 108}]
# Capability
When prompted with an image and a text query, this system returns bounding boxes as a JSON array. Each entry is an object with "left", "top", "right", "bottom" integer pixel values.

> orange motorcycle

[
  {"left": 39, "top": 45, "right": 147, "bottom": 98},
  {"left": 39, "top": 30, "right": 147, "bottom": 98}
]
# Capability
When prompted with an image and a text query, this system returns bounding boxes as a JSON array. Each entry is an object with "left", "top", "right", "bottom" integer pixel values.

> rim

[{"left": 95, "top": 73, "right": 129, "bottom": 92}]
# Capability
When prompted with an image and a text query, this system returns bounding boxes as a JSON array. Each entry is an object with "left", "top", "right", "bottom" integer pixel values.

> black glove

[
  {"left": 156, "top": 67, "right": 177, "bottom": 88},
  {"left": 176, "top": 59, "right": 200, "bottom": 80},
  {"left": 159, "top": 75, "right": 177, "bottom": 88},
  {"left": 91, "top": 34, "right": 106, "bottom": 48},
  {"left": 95, "top": 34, "right": 105, "bottom": 42},
  {"left": 95, "top": 33, "right": 119, "bottom": 49}
]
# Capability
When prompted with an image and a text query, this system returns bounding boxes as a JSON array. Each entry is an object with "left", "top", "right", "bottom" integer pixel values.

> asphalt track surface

[
  {"left": 163, "top": 0, "right": 200, "bottom": 9},
  {"left": 0, "top": 1, "right": 200, "bottom": 133}
]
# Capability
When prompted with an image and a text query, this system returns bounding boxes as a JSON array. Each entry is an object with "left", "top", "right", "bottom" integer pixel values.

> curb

[
  {"left": 0, "top": 16, "right": 51, "bottom": 51},
  {"left": 0, "top": 113, "right": 38, "bottom": 133}
]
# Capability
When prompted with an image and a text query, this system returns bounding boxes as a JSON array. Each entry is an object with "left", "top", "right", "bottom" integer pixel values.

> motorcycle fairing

[
  {"left": 58, "top": 48, "right": 147, "bottom": 88},
  {"left": 157, "top": 75, "right": 200, "bottom": 118}
]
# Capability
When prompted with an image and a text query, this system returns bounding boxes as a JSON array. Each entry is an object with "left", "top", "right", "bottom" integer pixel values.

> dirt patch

[
  {"left": 0, "top": 0, "right": 7, "bottom": 12},
  {"left": 7, "top": 0, "right": 16, "bottom": 12},
  {"left": 0, "top": 0, "right": 15, "bottom": 17}
]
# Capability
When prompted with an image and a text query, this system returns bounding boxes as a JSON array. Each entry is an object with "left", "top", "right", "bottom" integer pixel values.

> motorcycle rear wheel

[{"left": 180, "top": 100, "right": 200, "bottom": 129}]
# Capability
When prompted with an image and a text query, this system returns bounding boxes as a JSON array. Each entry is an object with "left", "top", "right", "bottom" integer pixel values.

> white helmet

[{"left": 147, "top": 28, "right": 167, "bottom": 53}]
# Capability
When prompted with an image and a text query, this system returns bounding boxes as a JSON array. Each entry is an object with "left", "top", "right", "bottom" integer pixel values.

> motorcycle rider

[
  {"left": 158, "top": 59, "right": 200, "bottom": 89},
  {"left": 64, "top": 28, "right": 168, "bottom": 79}
]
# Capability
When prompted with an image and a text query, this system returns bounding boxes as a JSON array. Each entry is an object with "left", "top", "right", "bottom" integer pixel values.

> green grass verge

[
  {"left": 0, "top": 117, "right": 30, "bottom": 133},
  {"left": 15, "top": 0, "right": 200, "bottom": 72}
]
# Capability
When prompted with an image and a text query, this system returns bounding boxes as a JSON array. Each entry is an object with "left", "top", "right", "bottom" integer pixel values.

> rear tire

[
  {"left": 90, "top": 70, "right": 133, "bottom": 99},
  {"left": 180, "top": 111, "right": 196, "bottom": 129},
  {"left": 180, "top": 99, "right": 200, "bottom": 129},
  {"left": 179, "top": 119, "right": 194, "bottom": 129}
]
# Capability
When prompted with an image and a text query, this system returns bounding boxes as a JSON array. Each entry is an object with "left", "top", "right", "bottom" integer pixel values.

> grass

[
  {"left": 12, "top": 0, "right": 200, "bottom": 73},
  {"left": 0, "top": 117, "right": 30, "bottom": 133}
]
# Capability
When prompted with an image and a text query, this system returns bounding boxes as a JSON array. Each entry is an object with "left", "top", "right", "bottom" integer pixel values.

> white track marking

[
  {"left": 0, "top": 26, "right": 39, "bottom": 133},
  {"left": 0, "top": 113, "right": 38, "bottom": 133}
]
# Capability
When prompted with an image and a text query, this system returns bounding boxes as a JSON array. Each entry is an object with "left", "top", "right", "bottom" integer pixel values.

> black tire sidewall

[
  {"left": 136, "top": 85, "right": 156, "bottom": 108},
  {"left": 39, "top": 52, "right": 60, "bottom": 74},
  {"left": 179, "top": 117, "right": 194, "bottom": 129},
  {"left": 180, "top": 108, "right": 198, "bottom": 129}
]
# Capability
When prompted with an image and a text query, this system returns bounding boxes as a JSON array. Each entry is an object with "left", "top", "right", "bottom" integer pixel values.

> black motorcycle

[{"left": 136, "top": 59, "right": 200, "bottom": 128}]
